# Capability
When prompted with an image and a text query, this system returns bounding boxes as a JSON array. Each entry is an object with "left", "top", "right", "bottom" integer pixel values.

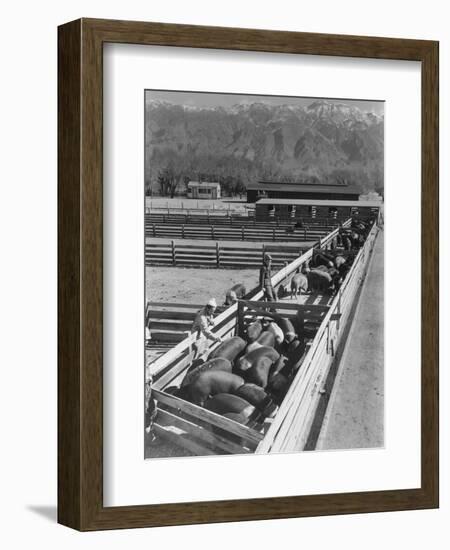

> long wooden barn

[{"left": 254, "top": 198, "right": 382, "bottom": 223}]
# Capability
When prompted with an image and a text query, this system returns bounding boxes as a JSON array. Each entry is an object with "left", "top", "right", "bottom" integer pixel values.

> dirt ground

[{"left": 146, "top": 266, "right": 260, "bottom": 304}]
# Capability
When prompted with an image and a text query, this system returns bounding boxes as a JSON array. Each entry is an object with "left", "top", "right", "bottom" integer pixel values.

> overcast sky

[{"left": 145, "top": 89, "right": 384, "bottom": 115}]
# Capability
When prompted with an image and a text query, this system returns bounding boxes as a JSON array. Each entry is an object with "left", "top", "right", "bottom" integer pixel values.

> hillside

[{"left": 145, "top": 98, "right": 384, "bottom": 197}]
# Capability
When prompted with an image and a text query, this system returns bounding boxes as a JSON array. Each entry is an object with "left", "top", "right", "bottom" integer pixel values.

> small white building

[{"left": 187, "top": 181, "right": 221, "bottom": 199}]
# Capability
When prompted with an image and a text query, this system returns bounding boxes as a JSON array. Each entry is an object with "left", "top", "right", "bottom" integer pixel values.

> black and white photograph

[{"left": 144, "top": 90, "right": 384, "bottom": 459}]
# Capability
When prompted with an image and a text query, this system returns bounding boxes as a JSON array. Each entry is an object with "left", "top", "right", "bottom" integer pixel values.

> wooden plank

[
  {"left": 153, "top": 389, "right": 263, "bottom": 446},
  {"left": 148, "top": 302, "right": 203, "bottom": 309},
  {"left": 157, "top": 408, "right": 253, "bottom": 454},
  {"left": 153, "top": 423, "right": 215, "bottom": 456},
  {"left": 168, "top": 244, "right": 217, "bottom": 250},
  {"left": 150, "top": 331, "right": 187, "bottom": 343},
  {"left": 153, "top": 350, "right": 195, "bottom": 390},
  {"left": 150, "top": 321, "right": 193, "bottom": 332},
  {"left": 147, "top": 311, "right": 197, "bottom": 321}
]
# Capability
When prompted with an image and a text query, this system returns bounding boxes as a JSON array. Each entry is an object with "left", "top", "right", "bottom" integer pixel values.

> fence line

[
  {"left": 145, "top": 241, "right": 309, "bottom": 268},
  {"left": 146, "top": 212, "right": 341, "bottom": 227}
]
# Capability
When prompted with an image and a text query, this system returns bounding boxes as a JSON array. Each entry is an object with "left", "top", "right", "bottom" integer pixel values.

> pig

[
  {"left": 327, "top": 266, "right": 343, "bottom": 290},
  {"left": 224, "top": 283, "right": 246, "bottom": 306},
  {"left": 236, "top": 346, "right": 280, "bottom": 374},
  {"left": 307, "top": 269, "right": 333, "bottom": 293},
  {"left": 266, "top": 321, "right": 284, "bottom": 344},
  {"left": 334, "top": 255, "right": 346, "bottom": 268},
  {"left": 234, "top": 383, "right": 275, "bottom": 415},
  {"left": 290, "top": 273, "right": 308, "bottom": 299},
  {"left": 181, "top": 357, "right": 232, "bottom": 388},
  {"left": 244, "top": 355, "right": 274, "bottom": 388},
  {"left": 208, "top": 336, "right": 246, "bottom": 363},
  {"left": 267, "top": 373, "right": 290, "bottom": 405},
  {"left": 255, "top": 330, "right": 276, "bottom": 348},
  {"left": 246, "top": 319, "right": 263, "bottom": 342},
  {"left": 204, "top": 393, "right": 254, "bottom": 416},
  {"left": 186, "top": 371, "right": 245, "bottom": 407},
  {"left": 313, "top": 252, "right": 334, "bottom": 269},
  {"left": 245, "top": 330, "right": 276, "bottom": 354},
  {"left": 276, "top": 317, "right": 297, "bottom": 344}
]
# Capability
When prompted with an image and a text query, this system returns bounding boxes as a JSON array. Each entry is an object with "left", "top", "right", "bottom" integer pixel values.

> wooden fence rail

[
  {"left": 145, "top": 241, "right": 310, "bottom": 268},
  {"left": 146, "top": 212, "right": 341, "bottom": 228}
]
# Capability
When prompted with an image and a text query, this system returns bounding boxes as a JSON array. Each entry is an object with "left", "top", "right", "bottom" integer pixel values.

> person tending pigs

[
  {"left": 259, "top": 253, "right": 275, "bottom": 301},
  {"left": 190, "top": 298, "right": 222, "bottom": 358}
]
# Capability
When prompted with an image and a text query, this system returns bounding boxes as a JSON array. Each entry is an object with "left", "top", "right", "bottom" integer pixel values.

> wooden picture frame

[{"left": 58, "top": 18, "right": 439, "bottom": 531}]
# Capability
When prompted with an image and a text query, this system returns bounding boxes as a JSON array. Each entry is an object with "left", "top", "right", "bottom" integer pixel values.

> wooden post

[
  {"left": 216, "top": 242, "right": 220, "bottom": 268},
  {"left": 337, "top": 288, "right": 342, "bottom": 331},
  {"left": 237, "top": 301, "right": 244, "bottom": 338},
  {"left": 242, "top": 226, "right": 245, "bottom": 241},
  {"left": 262, "top": 243, "right": 265, "bottom": 262},
  {"left": 273, "top": 227, "right": 276, "bottom": 241},
  {"left": 171, "top": 240, "right": 176, "bottom": 265},
  {"left": 182, "top": 224, "right": 185, "bottom": 238},
  {"left": 153, "top": 223, "right": 156, "bottom": 237},
  {"left": 297, "top": 308, "right": 305, "bottom": 336},
  {"left": 212, "top": 225, "right": 215, "bottom": 240}
]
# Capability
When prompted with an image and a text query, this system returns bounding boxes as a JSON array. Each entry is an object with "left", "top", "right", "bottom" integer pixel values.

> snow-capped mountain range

[{"left": 145, "top": 99, "right": 384, "bottom": 193}]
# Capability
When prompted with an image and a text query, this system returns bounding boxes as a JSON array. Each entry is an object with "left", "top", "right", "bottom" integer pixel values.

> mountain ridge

[{"left": 145, "top": 99, "right": 384, "bottom": 196}]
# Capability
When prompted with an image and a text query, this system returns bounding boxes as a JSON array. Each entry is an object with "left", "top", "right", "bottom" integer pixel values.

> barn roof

[
  {"left": 247, "top": 182, "right": 360, "bottom": 194},
  {"left": 256, "top": 198, "right": 381, "bottom": 207}
]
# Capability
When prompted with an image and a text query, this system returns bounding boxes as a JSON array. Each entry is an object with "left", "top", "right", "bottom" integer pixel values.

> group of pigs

[
  {"left": 287, "top": 221, "right": 373, "bottom": 297},
  {"left": 166, "top": 312, "right": 306, "bottom": 427}
]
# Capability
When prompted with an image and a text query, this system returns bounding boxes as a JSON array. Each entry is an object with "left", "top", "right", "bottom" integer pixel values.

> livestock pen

[{"left": 146, "top": 220, "right": 378, "bottom": 456}]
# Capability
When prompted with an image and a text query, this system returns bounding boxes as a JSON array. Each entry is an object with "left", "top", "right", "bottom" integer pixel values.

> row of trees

[
  {"left": 145, "top": 149, "right": 384, "bottom": 198},
  {"left": 147, "top": 169, "right": 247, "bottom": 198}
]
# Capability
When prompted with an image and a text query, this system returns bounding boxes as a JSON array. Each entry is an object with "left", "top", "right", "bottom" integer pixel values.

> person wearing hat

[
  {"left": 259, "top": 253, "right": 275, "bottom": 301},
  {"left": 190, "top": 298, "right": 222, "bottom": 357}
]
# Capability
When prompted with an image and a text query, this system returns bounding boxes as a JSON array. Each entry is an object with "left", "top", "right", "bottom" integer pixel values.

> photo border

[{"left": 58, "top": 18, "right": 438, "bottom": 531}]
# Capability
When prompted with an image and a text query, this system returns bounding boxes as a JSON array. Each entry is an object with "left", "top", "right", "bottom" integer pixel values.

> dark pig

[
  {"left": 181, "top": 357, "right": 232, "bottom": 387},
  {"left": 234, "top": 383, "right": 276, "bottom": 416},
  {"left": 245, "top": 330, "right": 276, "bottom": 354},
  {"left": 245, "top": 355, "right": 274, "bottom": 388},
  {"left": 208, "top": 336, "right": 246, "bottom": 362},
  {"left": 313, "top": 252, "right": 334, "bottom": 269},
  {"left": 246, "top": 319, "right": 263, "bottom": 342},
  {"left": 307, "top": 269, "right": 333, "bottom": 293},
  {"left": 237, "top": 346, "right": 280, "bottom": 373},
  {"left": 267, "top": 373, "right": 290, "bottom": 405},
  {"left": 187, "top": 371, "right": 244, "bottom": 407}
]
